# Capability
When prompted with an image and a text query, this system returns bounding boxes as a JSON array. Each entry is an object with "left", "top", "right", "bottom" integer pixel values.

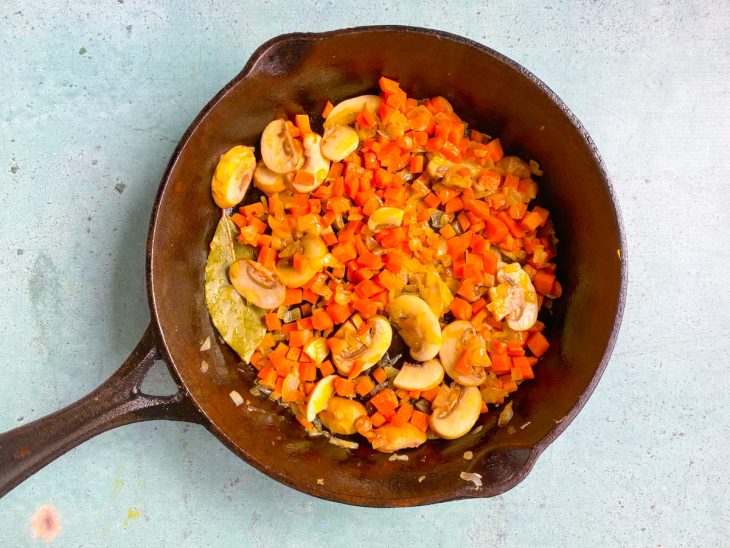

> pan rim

[{"left": 145, "top": 25, "right": 627, "bottom": 507}]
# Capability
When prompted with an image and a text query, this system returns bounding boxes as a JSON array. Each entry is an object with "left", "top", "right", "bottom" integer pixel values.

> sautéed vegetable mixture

[{"left": 204, "top": 77, "right": 561, "bottom": 453}]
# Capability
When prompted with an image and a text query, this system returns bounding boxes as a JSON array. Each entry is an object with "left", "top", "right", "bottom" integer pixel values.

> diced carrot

[
  {"left": 421, "top": 385, "right": 441, "bottom": 402},
  {"left": 322, "top": 100, "right": 334, "bottom": 118},
  {"left": 288, "top": 330, "right": 312, "bottom": 348},
  {"left": 410, "top": 410, "right": 430, "bottom": 432},
  {"left": 269, "top": 353, "right": 292, "bottom": 376},
  {"left": 325, "top": 302, "right": 351, "bottom": 325},
  {"left": 311, "top": 309, "right": 334, "bottom": 331},
  {"left": 498, "top": 211, "right": 526, "bottom": 238},
  {"left": 533, "top": 269, "right": 557, "bottom": 296},
  {"left": 294, "top": 114, "right": 311, "bottom": 134},
  {"left": 485, "top": 138, "right": 504, "bottom": 161},
  {"left": 512, "top": 356, "right": 534, "bottom": 380},
  {"left": 297, "top": 315, "right": 313, "bottom": 331},
  {"left": 446, "top": 233, "right": 471, "bottom": 260},
  {"left": 354, "top": 279, "right": 382, "bottom": 299},
  {"left": 450, "top": 297, "right": 473, "bottom": 320},
  {"left": 351, "top": 297, "right": 378, "bottom": 319},
  {"left": 465, "top": 199, "right": 491, "bottom": 220},
  {"left": 502, "top": 378, "right": 518, "bottom": 393},
  {"left": 292, "top": 253, "right": 308, "bottom": 273},
  {"left": 271, "top": 342, "right": 289, "bottom": 355},
  {"left": 526, "top": 331, "right": 550, "bottom": 357},
  {"left": 379, "top": 76, "right": 400, "bottom": 93},
  {"left": 257, "top": 367, "right": 277, "bottom": 389},
  {"left": 491, "top": 353, "right": 512, "bottom": 374},
  {"left": 423, "top": 192, "right": 441, "bottom": 208},
  {"left": 332, "top": 241, "right": 358, "bottom": 263},
  {"left": 355, "top": 376, "right": 376, "bottom": 397},
  {"left": 319, "top": 359, "right": 335, "bottom": 377},
  {"left": 299, "top": 362, "right": 318, "bottom": 382},
  {"left": 370, "top": 388, "right": 398, "bottom": 418},
  {"left": 293, "top": 169, "right": 315, "bottom": 188},
  {"left": 258, "top": 246, "right": 277, "bottom": 270},
  {"left": 264, "top": 312, "right": 281, "bottom": 331},
  {"left": 370, "top": 411, "right": 387, "bottom": 428},
  {"left": 485, "top": 215, "right": 509, "bottom": 243},
  {"left": 334, "top": 377, "right": 356, "bottom": 397},
  {"left": 409, "top": 155, "right": 424, "bottom": 173},
  {"left": 507, "top": 341, "right": 526, "bottom": 357},
  {"left": 372, "top": 367, "right": 388, "bottom": 385},
  {"left": 230, "top": 212, "right": 247, "bottom": 228},
  {"left": 444, "top": 196, "right": 464, "bottom": 214},
  {"left": 284, "top": 288, "right": 303, "bottom": 305},
  {"left": 391, "top": 402, "right": 414, "bottom": 427},
  {"left": 439, "top": 223, "right": 456, "bottom": 239},
  {"left": 483, "top": 250, "right": 499, "bottom": 275}
]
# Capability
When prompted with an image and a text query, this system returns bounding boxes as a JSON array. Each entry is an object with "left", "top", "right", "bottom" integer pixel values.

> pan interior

[{"left": 148, "top": 28, "right": 623, "bottom": 506}]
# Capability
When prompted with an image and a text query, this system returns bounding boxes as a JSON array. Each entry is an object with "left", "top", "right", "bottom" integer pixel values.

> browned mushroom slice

[
  {"left": 429, "top": 384, "right": 482, "bottom": 439},
  {"left": 211, "top": 145, "right": 256, "bottom": 208},
  {"left": 260, "top": 119, "right": 301, "bottom": 174},
  {"left": 228, "top": 259, "right": 286, "bottom": 310}
]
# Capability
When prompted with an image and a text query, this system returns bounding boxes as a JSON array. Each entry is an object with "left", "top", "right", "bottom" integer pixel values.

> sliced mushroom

[
  {"left": 331, "top": 315, "right": 392, "bottom": 376},
  {"left": 427, "top": 154, "right": 490, "bottom": 192},
  {"left": 323, "top": 94, "right": 382, "bottom": 129},
  {"left": 320, "top": 125, "right": 359, "bottom": 162},
  {"left": 393, "top": 359, "right": 445, "bottom": 391},
  {"left": 253, "top": 161, "right": 287, "bottom": 194},
  {"left": 367, "top": 207, "right": 404, "bottom": 232},
  {"left": 487, "top": 263, "right": 538, "bottom": 331},
  {"left": 228, "top": 259, "right": 285, "bottom": 309},
  {"left": 318, "top": 397, "right": 368, "bottom": 435},
  {"left": 439, "top": 321, "right": 489, "bottom": 387},
  {"left": 274, "top": 234, "right": 327, "bottom": 288},
  {"left": 210, "top": 145, "right": 256, "bottom": 208},
  {"left": 366, "top": 423, "right": 427, "bottom": 453},
  {"left": 386, "top": 295, "right": 442, "bottom": 361},
  {"left": 429, "top": 384, "right": 482, "bottom": 439},
  {"left": 291, "top": 132, "right": 330, "bottom": 193},
  {"left": 260, "top": 119, "right": 300, "bottom": 174}
]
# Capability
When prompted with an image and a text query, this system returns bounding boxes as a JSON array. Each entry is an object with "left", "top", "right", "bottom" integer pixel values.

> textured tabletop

[{"left": 1, "top": 1, "right": 728, "bottom": 546}]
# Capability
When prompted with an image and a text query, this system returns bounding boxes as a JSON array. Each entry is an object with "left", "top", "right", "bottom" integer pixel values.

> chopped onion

[
  {"left": 418, "top": 475, "right": 426, "bottom": 483},
  {"left": 429, "top": 210, "right": 445, "bottom": 229},
  {"left": 388, "top": 453, "right": 409, "bottom": 462},
  {"left": 529, "top": 159, "right": 543, "bottom": 176},
  {"left": 414, "top": 399, "right": 431, "bottom": 413},
  {"left": 498, "top": 401, "right": 514, "bottom": 427},
  {"left": 282, "top": 308, "right": 301, "bottom": 324},
  {"left": 316, "top": 478, "right": 325, "bottom": 485},
  {"left": 463, "top": 451, "right": 474, "bottom": 460},
  {"left": 229, "top": 390, "right": 244, "bottom": 407},
  {"left": 460, "top": 471, "right": 482, "bottom": 487},
  {"left": 200, "top": 360, "right": 209, "bottom": 373},
  {"left": 520, "top": 421, "right": 532, "bottom": 430},
  {"left": 329, "top": 437, "right": 359, "bottom": 450},
  {"left": 199, "top": 337, "right": 211, "bottom": 351}
]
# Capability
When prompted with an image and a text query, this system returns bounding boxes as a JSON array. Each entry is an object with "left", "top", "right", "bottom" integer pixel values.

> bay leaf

[{"left": 205, "top": 213, "right": 265, "bottom": 363}]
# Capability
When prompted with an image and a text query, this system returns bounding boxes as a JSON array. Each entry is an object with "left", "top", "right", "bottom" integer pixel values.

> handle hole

[{"left": 140, "top": 360, "right": 179, "bottom": 397}]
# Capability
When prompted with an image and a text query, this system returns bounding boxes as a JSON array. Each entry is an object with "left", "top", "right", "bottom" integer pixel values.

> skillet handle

[{"left": 0, "top": 323, "right": 203, "bottom": 499}]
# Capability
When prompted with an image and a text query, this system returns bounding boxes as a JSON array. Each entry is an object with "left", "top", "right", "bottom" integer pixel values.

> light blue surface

[{"left": 1, "top": 1, "right": 728, "bottom": 546}]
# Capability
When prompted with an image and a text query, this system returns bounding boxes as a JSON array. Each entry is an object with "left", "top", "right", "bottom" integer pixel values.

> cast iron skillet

[{"left": 0, "top": 26, "right": 626, "bottom": 506}]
